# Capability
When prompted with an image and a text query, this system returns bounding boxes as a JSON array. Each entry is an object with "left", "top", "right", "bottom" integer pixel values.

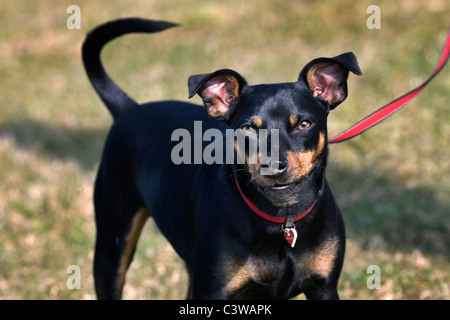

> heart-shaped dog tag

[{"left": 283, "top": 227, "right": 298, "bottom": 248}]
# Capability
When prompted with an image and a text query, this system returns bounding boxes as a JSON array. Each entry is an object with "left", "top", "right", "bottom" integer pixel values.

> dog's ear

[
  {"left": 299, "top": 52, "right": 362, "bottom": 110},
  {"left": 188, "top": 69, "right": 247, "bottom": 120}
]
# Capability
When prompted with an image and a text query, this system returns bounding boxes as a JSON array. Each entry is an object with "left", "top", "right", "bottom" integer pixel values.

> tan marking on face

[
  {"left": 251, "top": 116, "right": 263, "bottom": 129},
  {"left": 235, "top": 132, "right": 326, "bottom": 193},
  {"left": 286, "top": 132, "right": 326, "bottom": 179},
  {"left": 234, "top": 139, "right": 260, "bottom": 168},
  {"left": 289, "top": 114, "right": 299, "bottom": 127},
  {"left": 303, "top": 236, "right": 339, "bottom": 278},
  {"left": 286, "top": 149, "right": 314, "bottom": 178},
  {"left": 115, "top": 207, "right": 150, "bottom": 297},
  {"left": 234, "top": 133, "right": 262, "bottom": 180}
]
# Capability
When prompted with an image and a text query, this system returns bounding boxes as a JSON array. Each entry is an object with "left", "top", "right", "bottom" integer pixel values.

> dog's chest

[{"left": 222, "top": 241, "right": 337, "bottom": 299}]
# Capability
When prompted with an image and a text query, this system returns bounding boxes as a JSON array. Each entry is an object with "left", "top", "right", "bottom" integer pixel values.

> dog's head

[{"left": 189, "top": 52, "right": 361, "bottom": 206}]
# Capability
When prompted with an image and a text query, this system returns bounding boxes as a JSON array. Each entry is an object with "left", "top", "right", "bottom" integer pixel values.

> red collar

[{"left": 233, "top": 176, "right": 316, "bottom": 224}]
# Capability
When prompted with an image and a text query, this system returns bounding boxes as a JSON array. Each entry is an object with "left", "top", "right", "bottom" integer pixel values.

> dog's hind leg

[
  {"left": 115, "top": 207, "right": 149, "bottom": 298},
  {"left": 93, "top": 166, "right": 149, "bottom": 300}
]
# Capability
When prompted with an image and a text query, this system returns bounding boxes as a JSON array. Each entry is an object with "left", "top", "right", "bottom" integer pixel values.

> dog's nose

[{"left": 261, "top": 160, "right": 288, "bottom": 178}]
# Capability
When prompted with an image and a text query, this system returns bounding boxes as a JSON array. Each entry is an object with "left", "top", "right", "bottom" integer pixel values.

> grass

[{"left": 0, "top": 0, "right": 448, "bottom": 299}]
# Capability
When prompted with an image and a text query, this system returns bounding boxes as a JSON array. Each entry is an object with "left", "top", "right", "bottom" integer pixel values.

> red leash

[{"left": 328, "top": 30, "right": 450, "bottom": 144}]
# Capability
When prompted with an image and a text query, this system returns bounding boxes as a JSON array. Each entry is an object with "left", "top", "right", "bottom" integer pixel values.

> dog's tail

[{"left": 82, "top": 18, "right": 177, "bottom": 119}]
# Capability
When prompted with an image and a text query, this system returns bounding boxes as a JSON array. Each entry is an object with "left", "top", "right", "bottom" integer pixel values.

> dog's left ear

[
  {"left": 188, "top": 69, "right": 247, "bottom": 120},
  {"left": 299, "top": 52, "right": 362, "bottom": 110}
]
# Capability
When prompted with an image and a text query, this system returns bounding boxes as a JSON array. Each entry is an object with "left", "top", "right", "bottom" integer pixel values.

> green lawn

[{"left": 0, "top": 0, "right": 448, "bottom": 299}]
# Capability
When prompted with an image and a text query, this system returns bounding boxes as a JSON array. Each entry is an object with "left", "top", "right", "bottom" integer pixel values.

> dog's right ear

[{"left": 188, "top": 69, "right": 247, "bottom": 120}]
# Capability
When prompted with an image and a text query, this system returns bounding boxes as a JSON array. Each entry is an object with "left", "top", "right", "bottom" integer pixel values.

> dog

[{"left": 82, "top": 18, "right": 362, "bottom": 300}]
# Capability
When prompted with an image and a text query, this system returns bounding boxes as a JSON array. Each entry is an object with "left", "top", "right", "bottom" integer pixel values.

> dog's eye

[
  {"left": 298, "top": 120, "right": 312, "bottom": 130},
  {"left": 242, "top": 124, "right": 256, "bottom": 134}
]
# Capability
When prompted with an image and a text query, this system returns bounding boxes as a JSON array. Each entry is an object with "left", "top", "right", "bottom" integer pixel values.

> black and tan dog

[{"left": 82, "top": 18, "right": 362, "bottom": 300}]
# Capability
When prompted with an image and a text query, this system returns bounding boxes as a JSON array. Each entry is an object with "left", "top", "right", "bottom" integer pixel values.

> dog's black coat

[{"left": 82, "top": 18, "right": 362, "bottom": 300}]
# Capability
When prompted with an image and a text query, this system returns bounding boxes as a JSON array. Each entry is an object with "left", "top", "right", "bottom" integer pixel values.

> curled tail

[{"left": 82, "top": 18, "right": 177, "bottom": 119}]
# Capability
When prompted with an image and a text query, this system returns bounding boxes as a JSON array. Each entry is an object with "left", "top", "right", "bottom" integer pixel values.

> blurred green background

[{"left": 0, "top": 0, "right": 448, "bottom": 299}]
